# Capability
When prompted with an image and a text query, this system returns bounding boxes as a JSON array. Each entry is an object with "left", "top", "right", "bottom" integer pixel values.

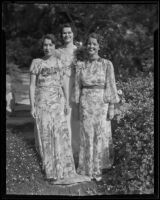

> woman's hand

[
  {"left": 107, "top": 104, "right": 115, "bottom": 120},
  {"left": 64, "top": 103, "right": 70, "bottom": 115},
  {"left": 31, "top": 107, "right": 36, "bottom": 118}
]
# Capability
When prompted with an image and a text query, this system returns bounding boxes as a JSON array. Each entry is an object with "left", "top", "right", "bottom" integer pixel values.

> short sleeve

[
  {"left": 104, "top": 60, "right": 120, "bottom": 104},
  {"left": 29, "top": 59, "right": 40, "bottom": 75}
]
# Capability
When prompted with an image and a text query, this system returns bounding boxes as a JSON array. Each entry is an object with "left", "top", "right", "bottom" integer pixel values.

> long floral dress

[
  {"left": 74, "top": 57, "right": 120, "bottom": 179},
  {"left": 56, "top": 47, "right": 80, "bottom": 157},
  {"left": 30, "top": 57, "right": 90, "bottom": 184}
]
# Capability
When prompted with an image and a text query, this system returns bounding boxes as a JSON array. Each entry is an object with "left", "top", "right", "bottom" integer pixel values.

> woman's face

[
  {"left": 43, "top": 38, "right": 55, "bottom": 57},
  {"left": 86, "top": 37, "right": 100, "bottom": 56},
  {"left": 62, "top": 27, "right": 74, "bottom": 44}
]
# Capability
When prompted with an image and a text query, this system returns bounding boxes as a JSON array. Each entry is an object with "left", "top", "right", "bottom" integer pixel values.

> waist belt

[
  {"left": 82, "top": 85, "right": 106, "bottom": 89},
  {"left": 37, "top": 84, "right": 62, "bottom": 90}
]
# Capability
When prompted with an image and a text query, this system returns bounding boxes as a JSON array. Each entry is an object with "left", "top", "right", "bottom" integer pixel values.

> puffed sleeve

[
  {"left": 71, "top": 61, "right": 83, "bottom": 103},
  {"left": 29, "top": 59, "right": 40, "bottom": 75},
  {"left": 104, "top": 60, "right": 120, "bottom": 104}
]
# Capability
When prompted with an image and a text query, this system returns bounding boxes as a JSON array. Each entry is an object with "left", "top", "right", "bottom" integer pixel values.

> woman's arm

[
  {"left": 103, "top": 60, "right": 119, "bottom": 120},
  {"left": 62, "top": 75, "right": 70, "bottom": 115},
  {"left": 73, "top": 62, "right": 82, "bottom": 104},
  {"left": 29, "top": 74, "right": 36, "bottom": 118},
  {"left": 104, "top": 60, "right": 120, "bottom": 104},
  {"left": 108, "top": 103, "right": 114, "bottom": 120},
  {"left": 72, "top": 63, "right": 82, "bottom": 120},
  {"left": 29, "top": 59, "right": 39, "bottom": 118}
]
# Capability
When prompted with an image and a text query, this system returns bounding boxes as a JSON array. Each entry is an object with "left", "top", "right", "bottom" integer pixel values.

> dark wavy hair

[
  {"left": 41, "top": 34, "right": 56, "bottom": 47},
  {"left": 60, "top": 23, "right": 76, "bottom": 42}
]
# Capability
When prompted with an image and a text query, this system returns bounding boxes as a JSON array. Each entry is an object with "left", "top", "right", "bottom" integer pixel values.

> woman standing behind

[
  {"left": 74, "top": 33, "right": 120, "bottom": 181},
  {"left": 56, "top": 23, "right": 80, "bottom": 159},
  {"left": 29, "top": 34, "right": 88, "bottom": 184}
]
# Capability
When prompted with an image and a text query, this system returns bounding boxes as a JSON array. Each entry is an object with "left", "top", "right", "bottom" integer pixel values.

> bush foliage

[
  {"left": 3, "top": 3, "right": 157, "bottom": 74},
  {"left": 111, "top": 72, "right": 154, "bottom": 194}
]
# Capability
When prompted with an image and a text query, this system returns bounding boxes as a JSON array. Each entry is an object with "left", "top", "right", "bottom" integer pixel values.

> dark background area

[{"left": 3, "top": 3, "right": 158, "bottom": 77}]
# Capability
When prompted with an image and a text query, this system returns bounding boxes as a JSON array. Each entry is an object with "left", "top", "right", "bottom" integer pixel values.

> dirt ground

[{"left": 6, "top": 109, "right": 107, "bottom": 196}]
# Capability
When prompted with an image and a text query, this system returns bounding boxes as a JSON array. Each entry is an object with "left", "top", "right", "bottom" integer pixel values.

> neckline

[
  {"left": 87, "top": 56, "right": 101, "bottom": 63},
  {"left": 42, "top": 55, "right": 56, "bottom": 62},
  {"left": 60, "top": 44, "right": 77, "bottom": 51}
]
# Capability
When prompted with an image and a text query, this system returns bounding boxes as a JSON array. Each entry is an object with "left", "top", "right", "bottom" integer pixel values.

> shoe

[
  {"left": 93, "top": 175, "right": 102, "bottom": 182},
  {"left": 45, "top": 178, "right": 57, "bottom": 185}
]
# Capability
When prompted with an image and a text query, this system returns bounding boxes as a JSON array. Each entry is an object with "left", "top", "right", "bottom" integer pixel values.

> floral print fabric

[
  {"left": 30, "top": 57, "right": 80, "bottom": 182},
  {"left": 74, "top": 57, "right": 119, "bottom": 178},
  {"left": 56, "top": 47, "right": 77, "bottom": 104},
  {"left": 56, "top": 47, "right": 81, "bottom": 156}
]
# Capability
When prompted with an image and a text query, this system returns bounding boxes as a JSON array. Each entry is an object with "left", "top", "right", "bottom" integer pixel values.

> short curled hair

[
  {"left": 86, "top": 32, "right": 102, "bottom": 46},
  {"left": 41, "top": 34, "right": 56, "bottom": 47}
]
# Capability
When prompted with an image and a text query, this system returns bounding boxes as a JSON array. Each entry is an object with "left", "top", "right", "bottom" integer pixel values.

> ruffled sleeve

[
  {"left": 71, "top": 61, "right": 83, "bottom": 103},
  {"left": 103, "top": 59, "right": 120, "bottom": 104},
  {"left": 29, "top": 59, "right": 40, "bottom": 75}
]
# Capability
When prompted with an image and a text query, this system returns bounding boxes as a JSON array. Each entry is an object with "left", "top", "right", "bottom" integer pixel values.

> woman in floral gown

[
  {"left": 29, "top": 34, "right": 90, "bottom": 184},
  {"left": 56, "top": 23, "right": 80, "bottom": 159},
  {"left": 74, "top": 33, "right": 120, "bottom": 181}
]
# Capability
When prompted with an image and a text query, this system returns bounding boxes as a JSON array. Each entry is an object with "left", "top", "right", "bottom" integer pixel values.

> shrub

[
  {"left": 6, "top": 37, "right": 42, "bottom": 69},
  {"left": 111, "top": 72, "right": 154, "bottom": 194}
]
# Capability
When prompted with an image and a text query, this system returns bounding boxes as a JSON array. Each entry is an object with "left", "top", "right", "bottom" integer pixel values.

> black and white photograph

[{"left": 3, "top": 1, "right": 158, "bottom": 197}]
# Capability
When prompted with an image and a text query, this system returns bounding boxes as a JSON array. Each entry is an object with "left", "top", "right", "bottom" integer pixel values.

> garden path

[{"left": 6, "top": 107, "right": 103, "bottom": 195}]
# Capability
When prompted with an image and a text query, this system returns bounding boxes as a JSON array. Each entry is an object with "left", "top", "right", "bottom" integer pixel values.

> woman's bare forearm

[
  {"left": 29, "top": 85, "right": 35, "bottom": 109},
  {"left": 29, "top": 74, "right": 36, "bottom": 109}
]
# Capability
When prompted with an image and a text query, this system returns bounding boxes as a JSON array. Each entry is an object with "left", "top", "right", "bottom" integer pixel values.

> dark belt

[{"left": 82, "top": 85, "right": 106, "bottom": 89}]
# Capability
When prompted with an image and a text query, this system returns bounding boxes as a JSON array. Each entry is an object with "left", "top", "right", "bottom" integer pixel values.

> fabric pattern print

[
  {"left": 30, "top": 57, "right": 89, "bottom": 184},
  {"left": 74, "top": 57, "right": 119, "bottom": 178},
  {"left": 56, "top": 47, "right": 81, "bottom": 159},
  {"left": 56, "top": 47, "right": 77, "bottom": 104}
]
